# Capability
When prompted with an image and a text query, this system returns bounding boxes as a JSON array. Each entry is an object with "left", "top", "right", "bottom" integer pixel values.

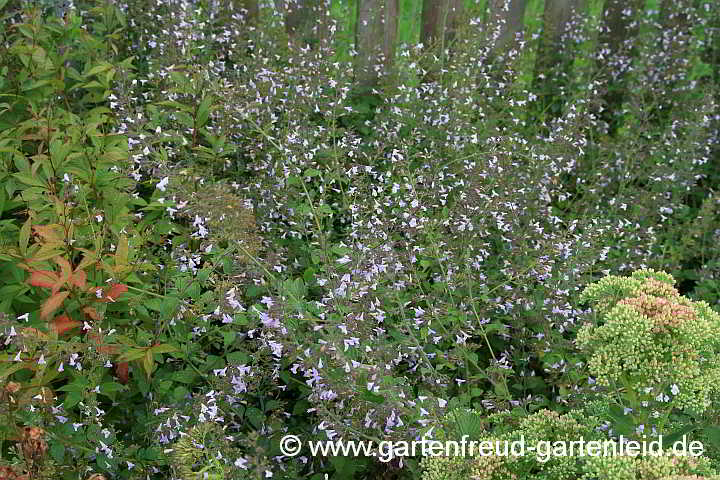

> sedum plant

[
  {"left": 421, "top": 407, "right": 720, "bottom": 480},
  {"left": 576, "top": 270, "right": 720, "bottom": 436}
]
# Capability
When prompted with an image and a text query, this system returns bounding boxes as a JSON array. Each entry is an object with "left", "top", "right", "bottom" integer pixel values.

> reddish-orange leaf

[
  {"left": 55, "top": 256, "right": 72, "bottom": 284},
  {"left": 107, "top": 283, "right": 128, "bottom": 300},
  {"left": 70, "top": 270, "right": 87, "bottom": 289},
  {"left": 82, "top": 306, "right": 100, "bottom": 321},
  {"left": 88, "top": 285, "right": 103, "bottom": 296},
  {"left": 88, "top": 332, "right": 120, "bottom": 355},
  {"left": 95, "top": 283, "right": 129, "bottom": 303},
  {"left": 40, "top": 291, "right": 69, "bottom": 320},
  {"left": 50, "top": 314, "right": 81, "bottom": 336},
  {"left": 32, "top": 224, "right": 63, "bottom": 243},
  {"left": 29, "top": 270, "right": 58, "bottom": 289},
  {"left": 98, "top": 344, "right": 120, "bottom": 355},
  {"left": 115, "top": 362, "right": 129, "bottom": 384},
  {"left": 19, "top": 327, "right": 49, "bottom": 340}
]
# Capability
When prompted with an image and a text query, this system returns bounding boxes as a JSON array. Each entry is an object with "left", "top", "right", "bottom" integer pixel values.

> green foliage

[
  {"left": 1, "top": 0, "right": 720, "bottom": 479},
  {"left": 421, "top": 408, "right": 720, "bottom": 480},
  {"left": 577, "top": 270, "right": 720, "bottom": 438}
]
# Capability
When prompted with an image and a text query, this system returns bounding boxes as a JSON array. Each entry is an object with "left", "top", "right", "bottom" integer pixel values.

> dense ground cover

[{"left": 1, "top": 0, "right": 719, "bottom": 479}]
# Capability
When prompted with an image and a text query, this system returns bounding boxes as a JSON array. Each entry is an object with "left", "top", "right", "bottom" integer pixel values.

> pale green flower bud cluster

[
  {"left": 582, "top": 452, "right": 719, "bottom": 480},
  {"left": 420, "top": 408, "right": 719, "bottom": 480},
  {"left": 576, "top": 269, "right": 720, "bottom": 414},
  {"left": 420, "top": 436, "right": 512, "bottom": 480}
]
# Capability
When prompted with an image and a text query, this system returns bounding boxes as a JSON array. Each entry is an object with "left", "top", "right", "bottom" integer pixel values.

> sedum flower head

[
  {"left": 577, "top": 270, "right": 720, "bottom": 414},
  {"left": 421, "top": 408, "right": 719, "bottom": 480}
]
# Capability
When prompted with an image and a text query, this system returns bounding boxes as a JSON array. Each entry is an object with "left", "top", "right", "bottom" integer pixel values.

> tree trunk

[
  {"left": 421, "top": 0, "right": 464, "bottom": 50},
  {"left": 533, "top": 0, "right": 587, "bottom": 117},
  {"left": 486, "top": 0, "right": 527, "bottom": 53},
  {"left": 420, "top": 0, "right": 464, "bottom": 82},
  {"left": 279, "top": 0, "right": 329, "bottom": 49},
  {"left": 598, "top": 0, "right": 643, "bottom": 57},
  {"left": 354, "top": 0, "right": 399, "bottom": 91},
  {"left": 596, "top": 0, "right": 644, "bottom": 135}
]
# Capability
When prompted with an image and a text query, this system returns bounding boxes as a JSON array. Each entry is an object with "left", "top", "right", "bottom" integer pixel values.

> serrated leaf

[
  {"left": 50, "top": 314, "right": 82, "bottom": 336},
  {"left": 196, "top": 95, "right": 214, "bottom": 129},
  {"left": 608, "top": 404, "right": 635, "bottom": 437},
  {"left": 55, "top": 256, "right": 72, "bottom": 288},
  {"left": 662, "top": 424, "right": 697, "bottom": 449},
  {"left": 86, "top": 62, "right": 113, "bottom": 77},
  {"left": 19, "top": 217, "right": 31, "bottom": 256},
  {"left": 41, "top": 291, "right": 69, "bottom": 320},
  {"left": 99, "top": 382, "right": 125, "bottom": 394},
  {"left": 33, "top": 224, "right": 64, "bottom": 243},
  {"left": 76, "top": 252, "right": 98, "bottom": 271},
  {"left": 361, "top": 390, "right": 385, "bottom": 404},
  {"left": 21, "top": 79, "right": 51, "bottom": 91},
  {"left": 142, "top": 350, "right": 154, "bottom": 379},
  {"left": 223, "top": 331, "right": 236, "bottom": 348},
  {"left": 702, "top": 426, "right": 720, "bottom": 450},
  {"left": 30, "top": 245, "right": 66, "bottom": 263},
  {"left": 70, "top": 269, "right": 86, "bottom": 289},
  {"left": 116, "top": 235, "right": 128, "bottom": 267},
  {"left": 149, "top": 343, "right": 178, "bottom": 354},
  {"left": 13, "top": 172, "right": 46, "bottom": 188},
  {"left": 29, "top": 270, "right": 58, "bottom": 289},
  {"left": 172, "top": 369, "right": 199, "bottom": 384},
  {"left": 57, "top": 380, "right": 87, "bottom": 393},
  {"left": 447, "top": 409, "right": 485, "bottom": 440},
  {"left": 63, "top": 392, "right": 82, "bottom": 409},
  {"left": 50, "top": 442, "right": 65, "bottom": 463},
  {"left": 117, "top": 348, "right": 147, "bottom": 363},
  {"left": 0, "top": 363, "right": 25, "bottom": 380}
]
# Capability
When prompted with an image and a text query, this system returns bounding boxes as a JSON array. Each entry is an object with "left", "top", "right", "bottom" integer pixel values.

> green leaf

[
  {"left": 196, "top": 95, "right": 214, "bottom": 129},
  {"left": 227, "top": 351, "right": 249, "bottom": 364},
  {"left": 64, "top": 392, "right": 83, "bottom": 409},
  {"left": 361, "top": 390, "right": 385, "bottom": 404},
  {"left": 446, "top": 409, "right": 485, "bottom": 440},
  {"left": 142, "top": 350, "right": 154, "bottom": 378},
  {"left": 172, "top": 385, "right": 190, "bottom": 402},
  {"left": 21, "top": 79, "right": 52, "bottom": 91},
  {"left": 50, "top": 442, "right": 65, "bottom": 463},
  {"left": 86, "top": 62, "right": 114, "bottom": 78},
  {"left": 100, "top": 382, "right": 126, "bottom": 393},
  {"left": 662, "top": 424, "right": 697, "bottom": 449},
  {"left": 0, "top": 362, "right": 25, "bottom": 380},
  {"left": 13, "top": 172, "right": 46, "bottom": 188},
  {"left": 117, "top": 348, "right": 148, "bottom": 363},
  {"left": 702, "top": 426, "right": 720, "bottom": 450},
  {"left": 222, "top": 331, "right": 236, "bottom": 349},
  {"left": 160, "top": 296, "right": 180, "bottom": 320},
  {"left": 19, "top": 216, "right": 31, "bottom": 256},
  {"left": 171, "top": 369, "right": 199, "bottom": 384},
  {"left": 149, "top": 343, "right": 178, "bottom": 354},
  {"left": 607, "top": 405, "right": 635, "bottom": 437},
  {"left": 245, "top": 407, "right": 264, "bottom": 429}
]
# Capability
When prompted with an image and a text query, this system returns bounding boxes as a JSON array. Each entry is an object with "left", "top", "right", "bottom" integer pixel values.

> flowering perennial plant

[
  {"left": 577, "top": 270, "right": 720, "bottom": 433},
  {"left": 421, "top": 408, "right": 720, "bottom": 480},
  {"left": 1, "top": 0, "right": 720, "bottom": 479}
]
